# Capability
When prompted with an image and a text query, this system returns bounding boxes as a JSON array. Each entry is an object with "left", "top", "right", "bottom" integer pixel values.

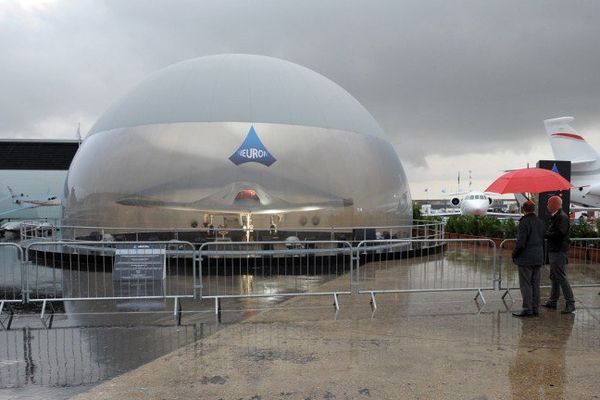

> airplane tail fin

[
  {"left": 6, "top": 186, "right": 27, "bottom": 207},
  {"left": 544, "top": 117, "right": 598, "bottom": 164},
  {"left": 6, "top": 186, "right": 17, "bottom": 199}
]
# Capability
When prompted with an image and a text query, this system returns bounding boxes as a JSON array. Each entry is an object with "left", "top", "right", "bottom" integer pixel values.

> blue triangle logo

[
  {"left": 551, "top": 163, "right": 560, "bottom": 173},
  {"left": 229, "top": 126, "right": 277, "bottom": 167}
]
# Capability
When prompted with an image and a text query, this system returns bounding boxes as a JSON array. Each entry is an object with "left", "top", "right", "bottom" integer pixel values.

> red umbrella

[{"left": 485, "top": 167, "right": 573, "bottom": 194}]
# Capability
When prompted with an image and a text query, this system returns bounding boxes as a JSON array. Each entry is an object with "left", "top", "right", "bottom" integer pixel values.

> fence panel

[
  {"left": 500, "top": 238, "right": 600, "bottom": 295},
  {"left": 197, "top": 240, "right": 353, "bottom": 312},
  {"left": 355, "top": 239, "right": 496, "bottom": 306},
  {"left": 20, "top": 222, "right": 59, "bottom": 241},
  {"left": 25, "top": 241, "right": 196, "bottom": 303},
  {"left": 0, "top": 243, "right": 24, "bottom": 303},
  {"left": 565, "top": 238, "right": 600, "bottom": 288}
]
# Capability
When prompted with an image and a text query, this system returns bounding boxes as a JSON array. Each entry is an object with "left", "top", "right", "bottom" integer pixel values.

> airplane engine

[{"left": 450, "top": 197, "right": 461, "bottom": 207}]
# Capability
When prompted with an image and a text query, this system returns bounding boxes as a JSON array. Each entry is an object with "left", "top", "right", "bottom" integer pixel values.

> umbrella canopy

[{"left": 485, "top": 168, "right": 573, "bottom": 194}]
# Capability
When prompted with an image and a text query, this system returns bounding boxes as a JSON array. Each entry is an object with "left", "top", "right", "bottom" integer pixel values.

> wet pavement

[
  {"left": 0, "top": 293, "right": 317, "bottom": 400},
  {"left": 65, "top": 288, "right": 600, "bottom": 400},
  {"left": 1, "top": 244, "right": 599, "bottom": 399}
]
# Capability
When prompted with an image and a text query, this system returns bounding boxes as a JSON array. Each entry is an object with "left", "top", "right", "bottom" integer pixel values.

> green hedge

[
  {"left": 569, "top": 217, "right": 599, "bottom": 238},
  {"left": 445, "top": 215, "right": 517, "bottom": 238},
  {"left": 445, "top": 214, "right": 598, "bottom": 239}
]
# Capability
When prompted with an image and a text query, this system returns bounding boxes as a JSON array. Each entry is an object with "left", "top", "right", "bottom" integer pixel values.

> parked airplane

[
  {"left": 423, "top": 190, "right": 519, "bottom": 218},
  {"left": 0, "top": 186, "right": 61, "bottom": 217},
  {"left": 447, "top": 190, "right": 492, "bottom": 216},
  {"left": 545, "top": 117, "right": 600, "bottom": 208}
]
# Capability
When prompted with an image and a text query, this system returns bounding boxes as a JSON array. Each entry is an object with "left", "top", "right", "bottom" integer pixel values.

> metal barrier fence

[
  {"left": 197, "top": 240, "right": 354, "bottom": 313},
  {"left": 3, "top": 234, "right": 600, "bottom": 329},
  {"left": 355, "top": 239, "right": 497, "bottom": 308},
  {"left": 24, "top": 241, "right": 197, "bottom": 327},
  {"left": 19, "top": 220, "right": 59, "bottom": 242},
  {"left": 0, "top": 243, "right": 24, "bottom": 329},
  {"left": 499, "top": 238, "right": 600, "bottom": 299},
  {"left": 19, "top": 221, "right": 443, "bottom": 244}
]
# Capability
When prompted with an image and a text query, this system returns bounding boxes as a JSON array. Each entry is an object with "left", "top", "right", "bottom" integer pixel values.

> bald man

[{"left": 543, "top": 195, "right": 576, "bottom": 314}]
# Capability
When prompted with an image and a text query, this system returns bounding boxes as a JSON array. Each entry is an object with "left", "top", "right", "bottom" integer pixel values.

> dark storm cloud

[{"left": 1, "top": 0, "right": 600, "bottom": 166}]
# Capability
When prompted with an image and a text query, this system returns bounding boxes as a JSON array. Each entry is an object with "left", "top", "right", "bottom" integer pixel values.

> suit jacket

[
  {"left": 545, "top": 210, "right": 570, "bottom": 253},
  {"left": 512, "top": 213, "right": 546, "bottom": 266}
]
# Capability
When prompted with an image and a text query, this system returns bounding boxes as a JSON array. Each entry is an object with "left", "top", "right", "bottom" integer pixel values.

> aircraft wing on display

[
  {"left": 116, "top": 180, "right": 354, "bottom": 215},
  {"left": 0, "top": 204, "right": 35, "bottom": 217},
  {"left": 486, "top": 212, "right": 522, "bottom": 219},
  {"left": 421, "top": 209, "right": 462, "bottom": 217},
  {"left": 116, "top": 194, "right": 354, "bottom": 215},
  {"left": 421, "top": 209, "right": 522, "bottom": 219},
  {"left": 569, "top": 206, "right": 600, "bottom": 212}
]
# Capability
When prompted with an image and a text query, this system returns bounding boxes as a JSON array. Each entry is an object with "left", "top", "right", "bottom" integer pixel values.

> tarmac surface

[
  {"left": 1, "top": 243, "right": 600, "bottom": 399},
  {"left": 67, "top": 287, "right": 600, "bottom": 399}
]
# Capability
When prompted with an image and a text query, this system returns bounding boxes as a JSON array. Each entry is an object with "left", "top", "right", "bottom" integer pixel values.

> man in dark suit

[
  {"left": 543, "top": 195, "right": 576, "bottom": 314},
  {"left": 512, "top": 200, "right": 546, "bottom": 317}
]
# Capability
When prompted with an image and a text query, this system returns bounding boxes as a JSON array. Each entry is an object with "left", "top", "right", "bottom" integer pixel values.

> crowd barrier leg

[
  {"left": 214, "top": 297, "right": 220, "bottom": 315},
  {"left": 0, "top": 301, "right": 15, "bottom": 330},
  {"left": 501, "top": 289, "right": 513, "bottom": 302},
  {"left": 333, "top": 293, "right": 340, "bottom": 311},
  {"left": 40, "top": 299, "right": 55, "bottom": 329},
  {"left": 173, "top": 297, "right": 182, "bottom": 326},
  {"left": 474, "top": 288, "right": 486, "bottom": 305},
  {"left": 369, "top": 292, "right": 377, "bottom": 310}
]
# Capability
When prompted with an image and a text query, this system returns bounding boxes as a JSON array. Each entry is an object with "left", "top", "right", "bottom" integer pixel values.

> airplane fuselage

[
  {"left": 570, "top": 164, "right": 600, "bottom": 207},
  {"left": 459, "top": 191, "right": 491, "bottom": 216}
]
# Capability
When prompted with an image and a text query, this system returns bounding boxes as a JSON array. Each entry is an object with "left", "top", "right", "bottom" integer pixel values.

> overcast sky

[{"left": 2, "top": 0, "right": 600, "bottom": 198}]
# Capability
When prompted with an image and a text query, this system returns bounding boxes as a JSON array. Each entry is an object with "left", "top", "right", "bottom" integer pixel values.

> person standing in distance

[
  {"left": 543, "top": 195, "right": 576, "bottom": 314},
  {"left": 512, "top": 200, "right": 546, "bottom": 317}
]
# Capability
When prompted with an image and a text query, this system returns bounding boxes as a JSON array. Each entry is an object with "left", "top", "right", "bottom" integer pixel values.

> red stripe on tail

[{"left": 552, "top": 132, "right": 585, "bottom": 140}]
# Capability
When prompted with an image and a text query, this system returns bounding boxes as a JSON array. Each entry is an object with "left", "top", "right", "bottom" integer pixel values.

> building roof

[{"left": 0, "top": 141, "right": 79, "bottom": 170}]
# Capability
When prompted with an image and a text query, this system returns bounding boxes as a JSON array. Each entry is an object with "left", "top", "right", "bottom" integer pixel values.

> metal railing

[
  {"left": 4, "top": 232, "right": 600, "bottom": 329},
  {"left": 355, "top": 239, "right": 496, "bottom": 308},
  {"left": 0, "top": 243, "right": 24, "bottom": 329},
  {"left": 24, "top": 241, "right": 197, "bottom": 327},
  {"left": 197, "top": 240, "right": 354, "bottom": 313},
  {"left": 499, "top": 238, "right": 600, "bottom": 299},
  {"left": 18, "top": 220, "right": 443, "bottom": 244},
  {"left": 18, "top": 220, "right": 60, "bottom": 242}
]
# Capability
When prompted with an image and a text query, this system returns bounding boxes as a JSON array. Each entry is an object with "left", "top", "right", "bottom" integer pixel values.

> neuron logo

[{"left": 229, "top": 126, "right": 277, "bottom": 167}]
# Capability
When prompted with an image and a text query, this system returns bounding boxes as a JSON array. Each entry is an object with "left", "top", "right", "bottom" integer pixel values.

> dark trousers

[
  {"left": 518, "top": 265, "right": 541, "bottom": 312},
  {"left": 548, "top": 252, "right": 575, "bottom": 306}
]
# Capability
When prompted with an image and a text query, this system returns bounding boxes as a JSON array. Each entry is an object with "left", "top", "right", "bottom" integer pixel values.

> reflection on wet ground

[
  {"left": 509, "top": 314, "right": 574, "bottom": 399},
  {"left": 66, "top": 290, "right": 600, "bottom": 400},
  {"left": 1, "top": 244, "right": 599, "bottom": 399},
  {"left": 0, "top": 293, "right": 316, "bottom": 399},
  {"left": 0, "top": 324, "right": 213, "bottom": 399}
]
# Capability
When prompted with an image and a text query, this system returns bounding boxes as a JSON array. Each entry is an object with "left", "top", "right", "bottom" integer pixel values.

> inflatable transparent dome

[{"left": 64, "top": 54, "right": 412, "bottom": 236}]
